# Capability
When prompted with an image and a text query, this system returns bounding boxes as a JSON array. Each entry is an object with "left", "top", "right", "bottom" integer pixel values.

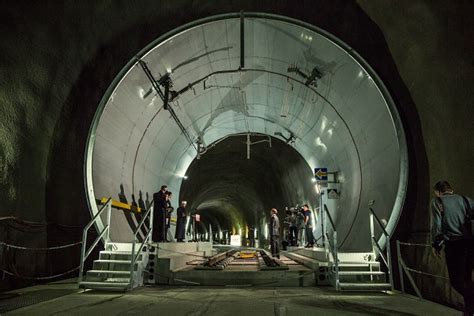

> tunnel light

[
  {"left": 315, "top": 184, "right": 320, "bottom": 194},
  {"left": 183, "top": 175, "right": 188, "bottom": 180},
  {"left": 138, "top": 88, "right": 145, "bottom": 99},
  {"left": 311, "top": 178, "right": 317, "bottom": 183},
  {"left": 219, "top": 230, "right": 223, "bottom": 240},
  {"left": 320, "top": 116, "right": 328, "bottom": 132},
  {"left": 166, "top": 67, "right": 172, "bottom": 74}
]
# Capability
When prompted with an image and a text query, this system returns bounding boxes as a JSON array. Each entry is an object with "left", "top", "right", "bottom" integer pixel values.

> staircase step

[
  {"left": 79, "top": 281, "right": 129, "bottom": 290},
  {"left": 99, "top": 251, "right": 143, "bottom": 261},
  {"left": 339, "top": 282, "right": 392, "bottom": 291},
  {"left": 88, "top": 270, "right": 131, "bottom": 275},
  {"left": 100, "top": 251, "right": 133, "bottom": 255},
  {"left": 336, "top": 262, "right": 380, "bottom": 271},
  {"left": 95, "top": 260, "right": 132, "bottom": 264},
  {"left": 338, "top": 271, "right": 385, "bottom": 276}
]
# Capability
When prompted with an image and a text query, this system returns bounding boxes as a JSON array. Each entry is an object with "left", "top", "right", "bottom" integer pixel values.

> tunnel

[
  {"left": 86, "top": 13, "right": 408, "bottom": 252},
  {"left": 2, "top": 1, "right": 473, "bottom": 313}
]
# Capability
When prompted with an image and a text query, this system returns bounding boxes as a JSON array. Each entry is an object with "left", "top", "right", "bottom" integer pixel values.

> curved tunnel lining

[{"left": 84, "top": 12, "right": 408, "bottom": 250}]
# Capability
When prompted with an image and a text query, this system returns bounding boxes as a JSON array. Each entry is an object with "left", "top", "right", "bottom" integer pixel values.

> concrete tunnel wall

[
  {"left": 0, "top": 0, "right": 472, "bottom": 309},
  {"left": 89, "top": 15, "right": 407, "bottom": 251}
]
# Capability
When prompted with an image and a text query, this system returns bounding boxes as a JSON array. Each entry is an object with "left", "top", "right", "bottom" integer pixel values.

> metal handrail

[
  {"left": 128, "top": 202, "right": 153, "bottom": 288},
  {"left": 323, "top": 204, "right": 339, "bottom": 290},
  {"left": 369, "top": 207, "right": 393, "bottom": 290},
  {"left": 324, "top": 205, "right": 336, "bottom": 231},
  {"left": 78, "top": 197, "right": 112, "bottom": 284}
]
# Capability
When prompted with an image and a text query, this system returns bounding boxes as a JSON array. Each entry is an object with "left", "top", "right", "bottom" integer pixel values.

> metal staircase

[
  {"left": 323, "top": 205, "right": 393, "bottom": 291},
  {"left": 78, "top": 198, "right": 153, "bottom": 291}
]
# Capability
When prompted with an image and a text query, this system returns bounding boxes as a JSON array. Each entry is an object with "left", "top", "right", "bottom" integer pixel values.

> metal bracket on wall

[{"left": 137, "top": 58, "right": 197, "bottom": 151}]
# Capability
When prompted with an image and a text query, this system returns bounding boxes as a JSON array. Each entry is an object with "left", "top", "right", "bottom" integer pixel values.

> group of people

[
  {"left": 283, "top": 204, "right": 317, "bottom": 248},
  {"left": 152, "top": 185, "right": 187, "bottom": 243},
  {"left": 269, "top": 204, "right": 317, "bottom": 259}
]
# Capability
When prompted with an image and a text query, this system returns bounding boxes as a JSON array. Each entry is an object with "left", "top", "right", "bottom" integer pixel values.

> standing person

[
  {"left": 152, "top": 185, "right": 167, "bottom": 242},
  {"left": 288, "top": 209, "right": 298, "bottom": 246},
  {"left": 175, "top": 201, "right": 187, "bottom": 242},
  {"left": 191, "top": 208, "right": 199, "bottom": 242},
  {"left": 303, "top": 204, "right": 315, "bottom": 248},
  {"left": 431, "top": 181, "right": 474, "bottom": 316},
  {"left": 269, "top": 208, "right": 280, "bottom": 259},
  {"left": 164, "top": 191, "right": 174, "bottom": 242},
  {"left": 296, "top": 208, "right": 305, "bottom": 247}
]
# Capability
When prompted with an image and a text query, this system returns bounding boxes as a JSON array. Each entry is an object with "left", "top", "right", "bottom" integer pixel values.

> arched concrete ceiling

[{"left": 87, "top": 13, "right": 407, "bottom": 251}]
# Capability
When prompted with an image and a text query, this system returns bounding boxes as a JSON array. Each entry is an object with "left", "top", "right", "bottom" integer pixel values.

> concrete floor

[{"left": 2, "top": 280, "right": 460, "bottom": 315}]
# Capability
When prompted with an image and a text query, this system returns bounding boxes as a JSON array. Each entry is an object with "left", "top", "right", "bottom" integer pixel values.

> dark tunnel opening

[{"left": 179, "top": 135, "right": 318, "bottom": 245}]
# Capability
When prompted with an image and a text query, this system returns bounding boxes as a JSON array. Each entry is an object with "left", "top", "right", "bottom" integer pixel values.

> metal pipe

[
  {"left": 387, "top": 237, "right": 394, "bottom": 290},
  {"left": 240, "top": 10, "right": 245, "bottom": 69},
  {"left": 333, "top": 230, "right": 339, "bottom": 290},
  {"left": 370, "top": 213, "right": 375, "bottom": 254},
  {"left": 106, "top": 201, "right": 112, "bottom": 243}
]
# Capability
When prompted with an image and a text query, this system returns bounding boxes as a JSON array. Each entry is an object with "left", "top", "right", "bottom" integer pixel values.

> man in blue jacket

[{"left": 431, "top": 180, "right": 473, "bottom": 316}]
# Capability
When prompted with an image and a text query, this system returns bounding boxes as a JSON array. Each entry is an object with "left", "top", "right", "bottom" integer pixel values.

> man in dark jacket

[
  {"left": 303, "top": 204, "right": 315, "bottom": 248},
  {"left": 270, "top": 208, "right": 280, "bottom": 259},
  {"left": 152, "top": 185, "right": 167, "bottom": 242},
  {"left": 175, "top": 201, "right": 187, "bottom": 242},
  {"left": 431, "top": 180, "right": 474, "bottom": 316}
]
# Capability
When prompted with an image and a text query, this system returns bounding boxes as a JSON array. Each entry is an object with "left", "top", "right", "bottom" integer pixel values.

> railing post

[
  {"left": 333, "top": 230, "right": 339, "bottom": 290},
  {"left": 78, "top": 227, "right": 88, "bottom": 284},
  {"left": 387, "top": 236, "right": 393, "bottom": 290},
  {"left": 129, "top": 238, "right": 136, "bottom": 289},
  {"left": 369, "top": 213, "right": 375, "bottom": 255},
  {"left": 396, "top": 240, "right": 405, "bottom": 293},
  {"left": 150, "top": 206, "right": 154, "bottom": 243},
  {"left": 320, "top": 191, "right": 325, "bottom": 247},
  {"left": 106, "top": 199, "right": 112, "bottom": 244},
  {"left": 323, "top": 208, "right": 328, "bottom": 259}
]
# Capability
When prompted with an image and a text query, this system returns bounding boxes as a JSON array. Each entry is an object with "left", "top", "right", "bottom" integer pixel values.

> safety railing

[
  {"left": 78, "top": 197, "right": 112, "bottom": 284},
  {"left": 128, "top": 203, "right": 153, "bottom": 289},
  {"left": 369, "top": 207, "right": 393, "bottom": 290},
  {"left": 396, "top": 241, "right": 427, "bottom": 299},
  {"left": 323, "top": 204, "right": 339, "bottom": 290}
]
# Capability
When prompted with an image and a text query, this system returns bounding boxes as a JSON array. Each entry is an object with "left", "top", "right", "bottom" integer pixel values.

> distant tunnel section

[
  {"left": 85, "top": 13, "right": 408, "bottom": 252},
  {"left": 179, "top": 135, "right": 318, "bottom": 245}
]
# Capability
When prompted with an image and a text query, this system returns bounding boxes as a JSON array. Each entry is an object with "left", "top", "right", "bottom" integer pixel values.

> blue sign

[{"left": 314, "top": 168, "right": 328, "bottom": 181}]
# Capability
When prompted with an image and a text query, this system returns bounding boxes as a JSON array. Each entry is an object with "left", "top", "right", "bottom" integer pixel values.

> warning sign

[
  {"left": 314, "top": 168, "right": 328, "bottom": 181},
  {"left": 328, "top": 189, "right": 339, "bottom": 199}
]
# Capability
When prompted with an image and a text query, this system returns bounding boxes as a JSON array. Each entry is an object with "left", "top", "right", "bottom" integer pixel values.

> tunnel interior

[
  {"left": 86, "top": 13, "right": 408, "bottom": 252},
  {"left": 179, "top": 134, "right": 318, "bottom": 244}
]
